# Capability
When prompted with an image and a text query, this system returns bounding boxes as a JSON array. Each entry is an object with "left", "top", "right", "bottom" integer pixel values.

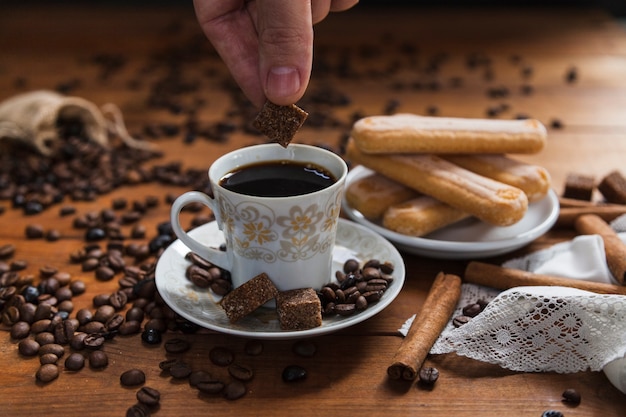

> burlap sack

[{"left": 0, "top": 90, "right": 156, "bottom": 155}]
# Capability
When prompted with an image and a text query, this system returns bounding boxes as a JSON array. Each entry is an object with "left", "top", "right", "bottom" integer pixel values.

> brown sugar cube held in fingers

[
  {"left": 253, "top": 101, "right": 308, "bottom": 147},
  {"left": 276, "top": 288, "right": 322, "bottom": 330},
  {"left": 221, "top": 273, "right": 279, "bottom": 323},
  {"left": 563, "top": 173, "right": 595, "bottom": 201},
  {"left": 598, "top": 170, "right": 626, "bottom": 204}
]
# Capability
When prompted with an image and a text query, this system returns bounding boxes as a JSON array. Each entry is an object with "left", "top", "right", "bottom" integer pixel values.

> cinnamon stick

[
  {"left": 574, "top": 213, "right": 626, "bottom": 285},
  {"left": 387, "top": 272, "right": 462, "bottom": 381},
  {"left": 556, "top": 206, "right": 626, "bottom": 228},
  {"left": 465, "top": 261, "right": 626, "bottom": 295}
]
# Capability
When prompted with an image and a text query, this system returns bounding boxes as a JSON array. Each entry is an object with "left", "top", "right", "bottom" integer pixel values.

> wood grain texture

[{"left": 1, "top": 4, "right": 625, "bottom": 416}]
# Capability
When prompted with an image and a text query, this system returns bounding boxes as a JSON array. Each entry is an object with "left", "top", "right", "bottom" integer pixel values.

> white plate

[
  {"left": 341, "top": 166, "right": 560, "bottom": 260},
  {"left": 155, "top": 218, "right": 405, "bottom": 339}
]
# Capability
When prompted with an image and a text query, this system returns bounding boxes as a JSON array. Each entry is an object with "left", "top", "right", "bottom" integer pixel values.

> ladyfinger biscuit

[
  {"left": 442, "top": 154, "right": 551, "bottom": 202},
  {"left": 345, "top": 173, "right": 418, "bottom": 220},
  {"left": 345, "top": 139, "right": 528, "bottom": 226},
  {"left": 351, "top": 114, "right": 547, "bottom": 154},
  {"left": 383, "top": 196, "right": 471, "bottom": 237}
]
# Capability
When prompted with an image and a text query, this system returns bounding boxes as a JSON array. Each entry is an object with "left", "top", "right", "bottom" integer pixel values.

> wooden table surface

[{"left": 1, "top": 4, "right": 625, "bottom": 416}]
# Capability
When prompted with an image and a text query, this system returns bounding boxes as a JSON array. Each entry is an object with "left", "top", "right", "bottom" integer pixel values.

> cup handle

[{"left": 170, "top": 191, "right": 230, "bottom": 271}]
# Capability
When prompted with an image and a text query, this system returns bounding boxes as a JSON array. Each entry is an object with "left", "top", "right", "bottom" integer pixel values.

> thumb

[{"left": 256, "top": 0, "right": 313, "bottom": 105}]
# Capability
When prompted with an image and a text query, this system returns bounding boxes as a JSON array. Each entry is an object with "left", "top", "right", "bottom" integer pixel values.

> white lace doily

[
  {"left": 429, "top": 285, "right": 626, "bottom": 373},
  {"left": 398, "top": 215, "right": 626, "bottom": 393}
]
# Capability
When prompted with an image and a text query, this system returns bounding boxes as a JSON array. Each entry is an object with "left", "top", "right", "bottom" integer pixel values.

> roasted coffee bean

[
  {"left": 210, "top": 278, "right": 231, "bottom": 295},
  {"left": 343, "top": 258, "right": 359, "bottom": 273},
  {"left": 83, "top": 333, "right": 105, "bottom": 349},
  {"left": 120, "top": 369, "right": 146, "bottom": 386},
  {"left": 25, "top": 224, "right": 45, "bottom": 239},
  {"left": 95, "top": 266, "right": 115, "bottom": 281},
  {"left": 282, "top": 365, "right": 307, "bottom": 382},
  {"left": 81, "top": 320, "right": 105, "bottom": 335},
  {"left": 293, "top": 340, "right": 317, "bottom": 357},
  {"left": 562, "top": 388, "right": 581, "bottom": 405},
  {"left": 10, "top": 259, "right": 28, "bottom": 271},
  {"left": 40, "top": 352, "right": 59, "bottom": 365},
  {"left": 209, "top": 346, "right": 234, "bottom": 366},
  {"left": 362, "top": 291, "right": 384, "bottom": 303},
  {"left": 36, "top": 363, "right": 59, "bottom": 383},
  {"left": 355, "top": 295, "right": 368, "bottom": 310},
  {"left": 69, "top": 279, "right": 86, "bottom": 295},
  {"left": 46, "top": 229, "right": 61, "bottom": 241},
  {"left": 164, "top": 338, "right": 191, "bottom": 354},
  {"left": 118, "top": 320, "right": 141, "bottom": 335},
  {"left": 10, "top": 321, "right": 30, "bottom": 339},
  {"left": 82, "top": 258, "right": 99, "bottom": 272},
  {"left": 85, "top": 227, "right": 107, "bottom": 242},
  {"left": 196, "top": 380, "right": 225, "bottom": 394},
  {"left": 141, "top": 328, "right": 162, "bottom": 345},
  {"left": 228, "top": 363, "right": 254, "bottom": 381},
  {"left": 109, "top": 290, "right": 128, "bottom": 310},
  {"left": 92, "top": 293, "right": 111, "bottom": 307},
  {"left": 136, "top": 386, "right": 161, "bottom": 407},
  {"left": 169, "top": 361, "right": 193, "bottom": 379},
  {"left": 94, "top": 305, "right": 116, "bottom": 323},
  {"left": 186, "top": 265, "right": 213, "bottom": 288},
  {"left": 35, "top": 331, "right": 56, "bottom": 346},
  {"left": 65, "top": 352, "right": 85, "bottom": 371},
  {"left": 69, "top": 332, "right": 88, "bottom": 350},
  {"left": 88, "top": 350, "right": 109, "bottom": 369},
  {"left": 189, "top": 370, "right": 213, "bottom": 387},
  {"left": 105, "top": 313, "right": 125, "bottom": 331},
  {"left": 2, "top": 305, "right": 20, "bottom": 326},
  {"left": 54, "top": 320, "right": 77, "bottom": 345},
  {"left": 462, "top": 303, "right": 482, "bottom": 318},
  {"left": 0, "top": 243, "right": 16, "bottom": 258},
  {"left": 453, "top": 315, "right": 471, "bottom": 328},
  {"left": 542, "top": 411, "right": 564, "bottom": 417},
  {"left": 418, "top": 366, "right": 439, "bottom": 385},
  {"left": 126, "top": 403, "right": 151, "bottom": 417},
  {"left": 38, "top": 343, "right": 65, "bottom": 358},
  {"left": 158, "top": 358, "right": 178, "bottom": 372},
  {"left": 126, "top": 307, "right": 144, "bottom": 322},
  {"left": 223, "top": 380, "right": 247, "bottom": 400},
  {"left": 334, "top": 303, "right": 356, "bottom": 316},
  {"left": 244, "top": 339, "right": 264, "bottom": 356},
  {"left": 18, "top": 338, "right": 40, "bottom": 356}
]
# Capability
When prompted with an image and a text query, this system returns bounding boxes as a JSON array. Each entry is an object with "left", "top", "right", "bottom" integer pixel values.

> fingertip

[{"left": 264, "top": 66, "right": 306, "bottom": 105}]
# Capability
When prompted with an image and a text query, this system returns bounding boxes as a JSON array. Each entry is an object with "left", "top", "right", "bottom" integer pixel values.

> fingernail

[{"left": 266, "top": 66, "right": 301, "bottom": 100}]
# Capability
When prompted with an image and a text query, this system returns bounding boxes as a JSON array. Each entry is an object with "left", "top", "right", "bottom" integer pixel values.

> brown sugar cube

[
  {"left": 598, "top": 170, "right": 626, "bottom": 204},
  {"left": 252, "top": 101, "right": 308, "bottom": 147},
  {"left": 276, "top": 288, "right": 322, "bottom": 331},
  {"left": 563, "top": 173, "right": 595, "bottom": 201},
  {"left": 221, "top": 273, "right": 279, "bottom": 323}
]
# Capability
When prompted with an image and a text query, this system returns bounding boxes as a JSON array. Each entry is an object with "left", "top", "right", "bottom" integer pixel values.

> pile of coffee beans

[{"left": 319, "top": 258, "right": 394, "bottom": 317}]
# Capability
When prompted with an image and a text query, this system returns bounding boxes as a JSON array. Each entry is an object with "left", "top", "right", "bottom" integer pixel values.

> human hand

[{"left": 193, "top": 0, "right": 359, "bottom": 108}]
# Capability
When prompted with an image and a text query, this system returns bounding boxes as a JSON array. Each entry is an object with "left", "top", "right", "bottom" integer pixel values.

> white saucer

[
  {"left": 155, "top": 218, "right": 405, "bottom": 339},
  {"left": 341, "top": 166, "right": 560, "bottom": 260}
]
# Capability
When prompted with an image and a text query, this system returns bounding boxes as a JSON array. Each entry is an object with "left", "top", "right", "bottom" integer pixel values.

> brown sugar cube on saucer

[
  {"left": 252, "top": 101, "right": 308, "bottom": 147},
  {"left": 598, "top": 170, "right": 626, "bottom": 204},
  {"left": 276, "top": 288, "right": 322, "bottom": 330},
  {"left": 221, "top": 273, "right": 279, "bottom": 323},
  {"left": 563, "top": 173, "right": 595, "bottom": 201}
]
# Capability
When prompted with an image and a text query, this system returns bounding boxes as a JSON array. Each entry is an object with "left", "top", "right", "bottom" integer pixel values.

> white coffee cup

[{"left": 170, "top": 143, "right": 348, "bottom": 291}]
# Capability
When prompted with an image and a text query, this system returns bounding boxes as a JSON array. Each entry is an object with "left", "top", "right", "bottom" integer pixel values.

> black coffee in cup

[{"left": 219, "top": 160, "right": 336, "bottom": 197}]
